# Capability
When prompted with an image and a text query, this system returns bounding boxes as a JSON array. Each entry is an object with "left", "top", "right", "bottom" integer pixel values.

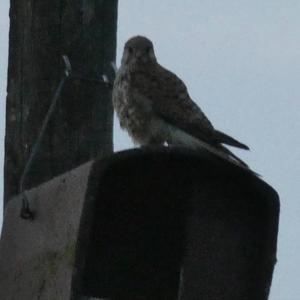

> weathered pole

[{"left": 4, "top": 0, "right": 118, "bottom": 205}]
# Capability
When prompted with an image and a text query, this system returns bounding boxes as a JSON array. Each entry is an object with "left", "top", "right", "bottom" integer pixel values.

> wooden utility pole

[{"left": 4, "top": 0, "right": 118, "bottom": 204}]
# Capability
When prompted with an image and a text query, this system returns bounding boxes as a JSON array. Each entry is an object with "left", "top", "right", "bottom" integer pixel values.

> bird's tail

[
  {"left": 168, "top": 125, "right": 258, "bottom": 176},
  {"left": 214, "top": 130, "right": 249, "bottom": 150},
  {"left": 188, "top": 136, "right": 258, "bottom": 175},
  {"left": 203, "top": 142, "right": 260, "bottom": 176},
  {"left": 217, "top": 144, "right": 249, "bottom": 168},
  {"left": 196, "top": 140, "right": 248, "bottom": 169}
]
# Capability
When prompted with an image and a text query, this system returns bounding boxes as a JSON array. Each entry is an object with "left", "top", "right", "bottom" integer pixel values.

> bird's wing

[
  {"left": 129, "top": 64, "right": 253, "bottom": 172},
  {"left": 130, "top": 64, "right": 223, "bottom": 146},
  {"left": 131, "top": 65, "right": 249, "bottom": 149}
]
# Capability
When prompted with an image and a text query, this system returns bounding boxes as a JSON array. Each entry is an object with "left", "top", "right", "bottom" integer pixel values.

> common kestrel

[{"left": 113, "top": 36, "right": 250, "bottom": 169}]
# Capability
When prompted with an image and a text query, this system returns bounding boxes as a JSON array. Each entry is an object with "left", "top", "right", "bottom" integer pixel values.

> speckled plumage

[{"left": 113, "top": 36, "right": 250, "bottom": 169}]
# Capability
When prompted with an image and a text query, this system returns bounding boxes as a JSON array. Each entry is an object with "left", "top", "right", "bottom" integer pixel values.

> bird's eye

[
  {"left": 128, "top": 47, "right": 133, "bottom": 54},
  {"left": 146, "top": 47, "right": 152, "bottom": 53}
]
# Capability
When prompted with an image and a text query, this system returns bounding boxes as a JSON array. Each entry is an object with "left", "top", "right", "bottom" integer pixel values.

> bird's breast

[{"left": 113, "top": 81, "right": 154, "bottom": 143}]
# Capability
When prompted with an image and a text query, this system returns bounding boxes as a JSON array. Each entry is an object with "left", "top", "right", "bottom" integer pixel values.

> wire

[{"left": 19, "top": 55, "right": 113, "bottom": 219}]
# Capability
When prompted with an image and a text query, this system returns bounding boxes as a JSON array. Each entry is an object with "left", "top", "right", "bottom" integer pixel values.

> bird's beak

[{"left": 135, "top": 51, "right": 143, "bottom": 59}]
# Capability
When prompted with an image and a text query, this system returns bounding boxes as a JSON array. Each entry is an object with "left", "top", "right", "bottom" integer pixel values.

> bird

[{"left": 113, "top": 35, "right": 250, "bottom": 170}]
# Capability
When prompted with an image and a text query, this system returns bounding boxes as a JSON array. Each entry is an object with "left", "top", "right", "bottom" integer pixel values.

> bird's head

[{"left": 121, "top": 36, "right": 157, "bottom": 67}]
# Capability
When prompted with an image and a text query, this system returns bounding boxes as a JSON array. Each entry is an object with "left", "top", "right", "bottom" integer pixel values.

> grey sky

[
  {"left": 1, "top": 1, "right": 300, "bottom": 299},
  {"left": 0, "top": 1, "right": 9, "bottom": 235}
]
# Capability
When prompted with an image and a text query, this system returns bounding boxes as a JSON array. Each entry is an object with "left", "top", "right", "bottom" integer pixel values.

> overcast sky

[
  {"left": 0, "top": 2, "right": 9, "bottom": 233},
  {"left": 1, "top": 1, "right": 300, "bottom": 299}
]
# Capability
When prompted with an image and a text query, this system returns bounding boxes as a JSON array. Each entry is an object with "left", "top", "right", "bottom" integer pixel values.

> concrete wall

[{"left": 0, "top": 161, "right": 93, "bottom": 300}]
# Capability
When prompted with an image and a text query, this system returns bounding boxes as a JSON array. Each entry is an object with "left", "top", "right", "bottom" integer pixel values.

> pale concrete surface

[{"left": 0, "top": 160, "right": 94, "bottom": 300}]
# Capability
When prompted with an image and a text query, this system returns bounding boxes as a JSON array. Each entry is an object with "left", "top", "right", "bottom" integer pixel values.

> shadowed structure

[
  {"left": 72, "top": 148, "right": 279, "bottom": 300},
  {"left": 0, "top": 148, "right": 279, "bottom": 299}
]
